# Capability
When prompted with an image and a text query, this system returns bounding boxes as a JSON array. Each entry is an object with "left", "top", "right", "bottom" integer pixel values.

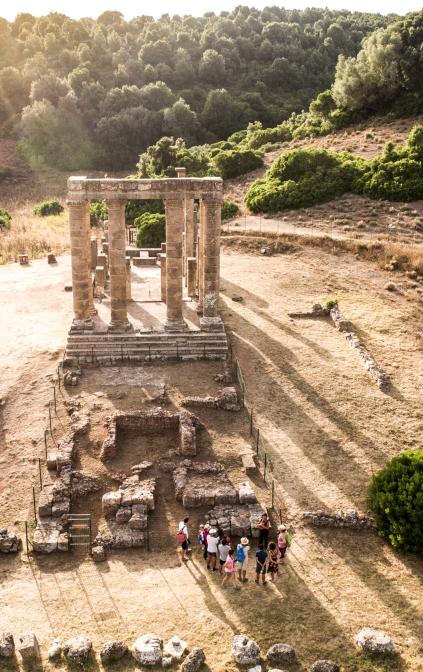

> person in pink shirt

[{"left": 221, "top": 549, "right": 240, "bottom": 590}]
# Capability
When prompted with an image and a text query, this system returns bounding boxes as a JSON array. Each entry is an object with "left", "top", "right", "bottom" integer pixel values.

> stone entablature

[{"left": 67, "top": 176, "right": 223, "bottom": 202}]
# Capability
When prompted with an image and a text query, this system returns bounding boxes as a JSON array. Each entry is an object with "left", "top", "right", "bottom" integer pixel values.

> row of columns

[{"left": 67, "top": 192, "right": 221, "bottom": 332}]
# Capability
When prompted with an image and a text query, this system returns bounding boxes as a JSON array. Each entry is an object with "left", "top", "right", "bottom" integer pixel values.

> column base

[
  {"left": 196, "top": 303, "right": 203, "bottom": 315},
  {"left": 199, "top": 316, "right": 224, "bottom": 332},
  {"left": 88, "top": 306, "right": 98, "bottom": 316},
  {"left": 70, "top": 318, "right": 94, "bottom": 333},
  {"left": 108, "top": 320, "right": 134, "bottom": 333},
  {"left": 165, "top": 319, "right": 188, "bottom": 332}
]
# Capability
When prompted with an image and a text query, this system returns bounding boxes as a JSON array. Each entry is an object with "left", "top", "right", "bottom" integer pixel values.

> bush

[
  {"left": 212, "top": 149, "right": 263, "bottom": 180},
  {"left": 247, "top": 124, "right": 292, "bottom": 149},
  {"left": 135, "top": 213, "right": 166, "bottom": 248},
  {"left": 33, "top": 200, "right": 64, "bottom": 216},
  {"left": 325, "top": 298, "right": 338, "bottom": 309},
  {"left": 126, "top": 199, "right": 164, "bottom": 225},
  {"left": 90, "top": 200, "right": 108, "bottom": 226},
  {"left": 221, "top": 200, "right": 239, "bottom": 220},
  {"left": 369, "top": 449, "right": 423, "bottom": 554},
  {"left": 0, "top": 207, "right": 12, "bottom": 231}
]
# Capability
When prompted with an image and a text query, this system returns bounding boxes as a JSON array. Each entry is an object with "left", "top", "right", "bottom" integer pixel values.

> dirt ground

[{"left": 1, "top": 240, "right": 423, "bottom": 671}]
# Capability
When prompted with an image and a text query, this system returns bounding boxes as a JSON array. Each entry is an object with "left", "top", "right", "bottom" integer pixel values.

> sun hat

[
  {"left": 278, "top": 524, "right": 286, "bottom": 531},
  {"left": 209, "top": 528, "right": 217, "bottom": 535},
  {"left": 240, "top": 537, "right": 249, "bottom": 545},
  {"left": 204, "top": 524, "right": 210, "bottom": 530}
]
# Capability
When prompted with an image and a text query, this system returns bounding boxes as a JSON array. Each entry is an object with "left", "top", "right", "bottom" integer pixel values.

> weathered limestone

[
  {"left": 0, "top": 528, "right": 21, "bottom": 553},
  {"left": 181, "top": 387, "right": 240, "bottom": 411},
  {"left": 200, "top": 196, "right": 222, "bottom": 331},
  {"left": 182, "top": 647, "right": 205, "bottom": 672},
  {"left": 84, "top": 201, "right": 96, "bottom": 317},
  {"left": 132, "top": 634, "right": 163, "bottom": 666},
  {"left": 63, "top": 636, "right": 93, "bottom": 664},
  {"left": 17, "top": 633, "right": 39, "bottom": 661},
  {"left": 303, "top": 509, "right": 373, "bottom": 529},
  {"left": 125, "top": 256, "right": 132, "bottom": 302},
  {"left": 172, "top": 460, "right": 237, "bottom": 508},
  {"left": 266, "top": 643, "right": 296, "bottom": 664},
  {"left": 232, "top": 635, "right": 261, "bottom": 666},
  {"left": 164, "top": 635, "right": 187, "bottom": 661},
  {"left": 107, "top": 199, "right": 132, "bottom": 332},
  {"left": 187, "top": 257, "right": 197, "bottom": 298},
  {"left": 158, "top": 253, "right": 167, "bottom": 303},
  {"left": 67, "top": 198, "right": 93, "bottom": 330},
  {"left": 310, "top": 660, "right": 340, "bottom": 672},
  {"left": 100, "top": 640, "right": 128, "bottom": 663},
  {"left": 0, "top": 633, "right": 15, "bottom": 657},
  {"left": 165, "top": 198, "right": 185, "bottom": 330},
  {"left": 94, "top": 265, "right": 105, "bottom": 299},
  {"left": 355, "top": 628, "right": 395, "bottom": 654},
  {"left": 206, "top": 502, "right": 267, "bottom": 537},
  {"left": 90, "top": 236, "right": 98, "bottom": 269}
]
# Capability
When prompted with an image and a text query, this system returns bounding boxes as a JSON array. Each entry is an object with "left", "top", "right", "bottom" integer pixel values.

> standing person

[
  {"left": 218, "top": 536, "right": 230, "bottom": 574},
  {"left": 177, "top": 516, "right": 190, "bottom": 561},
  {"left": 221, "top": 549, "right": 240, "bottom": 590},
  {"left": 255, "top": 543, "right": 268, "bottom": 585},
  {"left": 206, "top": 528, "right": 219, "bottom": 572},
  {"left": 277, "top": 524, "right": 288, "bottom": 562},
  {"left": 257, "top": 513, "right": 271, "bottom": 548},
  {"left": 267, "top": 542, "right": 279, "bottom": 581},
  {"left": 236, "top": 537, "right": 250, "bottom": 583}
]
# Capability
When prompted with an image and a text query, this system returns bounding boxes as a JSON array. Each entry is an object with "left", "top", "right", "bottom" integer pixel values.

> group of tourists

[{"left": 177, "top": 513, "right": 291, "bottom": 590}]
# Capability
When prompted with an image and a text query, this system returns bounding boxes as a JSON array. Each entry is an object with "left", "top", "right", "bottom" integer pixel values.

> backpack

[
  {"left": 176, "top": 530, "right": 186, "bottom": 543},
  {"left": 236, "top": 544, "right": 245, "bottom": 562},
  {"left": 285, "top": 532, "right": 292, "bottom": 547}
]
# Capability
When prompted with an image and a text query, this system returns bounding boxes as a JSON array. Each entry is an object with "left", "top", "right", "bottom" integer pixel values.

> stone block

[
  {"left": 52, "top": 500, "right": 70, "bottom": 517},
  {"left": 116, "top": 506, "right": 132, "bottom": 524},
  {"left": 38, "top": 488, "right": 53, "bottom": 517},
  {"left": 17, "top": 633, "right": 39, "bottom": 660},
  {"left": 100, "top": 640, "right": 128, "bottom": 663},
  {"left": 232, "top": 635, "right": 260, "bottom": 666},
  {"left": 238, "top": 481, "right": 258, "bottom": 505},
  {"left": 266, "top": 643, "right": 295, "bottom": 664},
  {"left": 164, "top": 635, "right": 187, "bottom": 661},
  {"left": 241, "top": 453, "right": 256, "bottom": 473},
  {"left": 102, "top": 490, "right": 122, "bottom": 517},
  {"left": 63, "top": 636, "right": 92, "bottom": 664},
  {"left": 33, "top": 519, "right": 60, "bottom": 553},
  {"left": 132, "top": 634, "right": 163, "bottom": 666},
  {"left": 182, "top": 647, "right": 205, "bottom": 672},
  {"left": 92, "top": 545, "right": 106, "bottom": 562},
  {"left": 0, "top": 633, "right": 14, "bottom": 657},
  {"left": 58, "top": 533, "right": 69, "bottom": 552},
  {"left": 128, "top": 513, "right": 147, "bottom": 530},
  {"left": 230, "top": 513, "right": 251, "bottom": 537},
  {"left": 355, "top": 628, "right": 395, "bottom": 654}
]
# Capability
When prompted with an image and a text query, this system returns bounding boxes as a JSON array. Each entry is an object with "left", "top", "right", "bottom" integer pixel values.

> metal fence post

[
  {"left": 263, "top": 452, "right": 267, "bottom": 481},
  {"left": 44, "top": 429, "right": 48, "bottom": 459},
  {"left": 25, "top": 521, "right": 29, "bottom": 558},
  {"left": 256, "top": 428, "right": 260, "bottom": 454},
  {"left": 53, "top": 384, "right": 57, "bottom": 413},
  {"left": 271, "top": 479, "right": 275, "bottom": 509},
  {"left": 48, "top": 403, "right": 53, "bottom": 435},
  {"left": 250, "top": 409, "right": 253, "bottom": 436},
  {"left": 32, "top": 486, "right": 37, "bottom": 524},
  {"left": 38, "top": 458, "right": 42, "bottom": 489}
]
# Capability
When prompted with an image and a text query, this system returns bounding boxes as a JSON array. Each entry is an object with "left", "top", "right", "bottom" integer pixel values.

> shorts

[
  {"left": 181, "top": 540, "right": 188, "bottom": 551},
  {"left": 256, "top": 564, "right": 266, "bottom": 575},
  {"left": 239, "top": 560, "right": 248, "bottom": 570},
  {"left": 225, "top": 569, "right": 233, "bottom": 574},
  {"left": 268, "top": 563, "right": 278, "bottom": 574},
  {"left": 219, "top": 559, "right": 226, "bottom": 565},
  {"left": 208, "top": 551, "right": 217, "bottom": 557},
  {"left": 279, "top": 546, "right": 287, "bottom": 558}
]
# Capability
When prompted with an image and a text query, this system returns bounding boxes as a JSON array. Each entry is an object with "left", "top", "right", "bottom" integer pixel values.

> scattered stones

[
  {"left": 100, "top": 640, "right": 128, "bottom": 663},
  {"left": 0, "top": 633, "right": 15, "bottom": 657},
  {"left": 260, "top": 246, "right": 272, "bottom": 256},
  {"left": 71, "top": 471, "right": 102, "bottom": 496},
  {"left": 232, "top": 634, "right": 261, "bottom": 666},
  {"left": 33, "top": 518, "right": 63, "bottom": 554},
  {"left": 356, "top": 628, "right": 395, "bottom": 654},
  {"left": 17, "top": 633, "right": 39, "bottom": 661},
  {"left": 63, "top": 635, "right": 93, "bottom": 663},
  {"left": 182, "top": 386, "right": 240, "bottom": 412},
  {"left": 0, "top": 528, "right": 21, "bottom": 553},
  {"left": 330, "top": 304, "right": 389, "bottom": 390},
  {"left": 310, "top": 660, "right": 340, "bottom": 672},
  {"left": 232, "top": 295, "right": 243, "bottom": 302},
  {"left": 132, "top": 634, "right": 163, "bottom": 666},
  {"left": 303, "top": 509, "right": 373, "bottom": 529},
  {"left": 181, "top": 646, "right": 206, "bottom": 672},
  {"left": 164, "top": 635, "right": 187, "bottom": 661},
  {"left": 266, "top": 643, "right": 295, "bottom": 664},
  {"left": 48, "top": 638, "right": 62, "bottom": 660},
  {"left": 47, "top": 253, "right": 57, "bottom": 264},
  {"left": 64, "top": 371, "right": 80, "bottom": 387},
  {"left": 91, "top": 545, "right": 107, "bottom": 562}
]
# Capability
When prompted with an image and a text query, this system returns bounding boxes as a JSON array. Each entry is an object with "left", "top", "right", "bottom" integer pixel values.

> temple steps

[{"left": 66, "top": 330, "right": 228, "bottom": 363}]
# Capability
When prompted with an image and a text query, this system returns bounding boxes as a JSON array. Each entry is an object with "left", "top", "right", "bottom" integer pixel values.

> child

[
  {"left": 218, "top": 536, "right": 230, "bottom": 574},
  {"left": 277, "top": 524, "right": 288, "bottom": 561},
  {"left": 267, "top": 541, "right": 279, "bottom": 581},
  {"left": 221, "top": 549, "right": 240, "bottom": 590},
  {"left": 255, "top": 543, "right": 268, "bottom": 585}
]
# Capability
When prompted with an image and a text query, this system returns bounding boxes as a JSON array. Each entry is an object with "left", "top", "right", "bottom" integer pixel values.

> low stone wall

[
  {"left": 207, "top": 502, "right": 267, "bottom": 537},
  {"left": 0, "top": 529, "right": 21, "bottom": 554},
  {"left": 181, "top": 387, "right": 240, "bottom": 412},
  {"left": 302, "top": 509, "right": 374, "bottom": 529},
  {"left": 100, "top": 409, "right": 201, "bottom": 461}
]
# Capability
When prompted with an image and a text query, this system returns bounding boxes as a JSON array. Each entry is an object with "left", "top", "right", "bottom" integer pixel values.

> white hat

[
  {"left": 278, "top": 524, "right": 286, "bottom": 531},
  {"left": 209, "top": 528, "right": 217, "bottom": 535},
  {"left": 240, "top": 537, "right": 249, "bottom": 545},
  {"left": 204, "top": 524, "right": 211, "bottom": 530}
]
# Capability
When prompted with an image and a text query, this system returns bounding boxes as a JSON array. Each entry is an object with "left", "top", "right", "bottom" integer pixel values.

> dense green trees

[{"left": 0, "top": 7, "right": 394, "bottom": 169}]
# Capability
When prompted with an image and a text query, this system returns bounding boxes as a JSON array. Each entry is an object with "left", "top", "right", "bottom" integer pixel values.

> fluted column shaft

[
  {"left": 68, "top": 198, "right": 92, "bottom": 327},
  {"left": 165, "top": 198, "right": 185, "bottom": 329},
  {"left": 202, "top": 198, "right": 221, "bottom": 317},
  {"left": 107, "top": 199, "right": 132, "bottom": 331}
]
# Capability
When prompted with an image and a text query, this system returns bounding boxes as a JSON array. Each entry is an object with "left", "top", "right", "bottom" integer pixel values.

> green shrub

[
  {"left": 0, "top": 208, "right": 12, "bottom": 231},
  {"left": 90, "top": 200, "right": 108, "bottom": 226},
  {"left": 221, "top": 200, "right": 239, "bottom": 220},
  {"left": 135, "top": 213, "right": 166, "bottom": 248},
  {"left": 245, "top": 148, "right": 363, "bottom": 213},
  {"left": 369, "top": 449, "right": 423, "bottom": 554},
  {"left": 359, "top": 157, "right": 423, "bottom": 201},
  {"left": 33, "top": 200, "right": 64, "bottom": 216},
  {"left": 212, "top": 149, "right": 263, "bottom": 180},
  {"left": 247, "top": 124, "right": 292, "bottom": 149},
  {"left": 126, "top": 199, "right": 164, "bottom": 225},
  {"left": 325, "top": 298, "right": 338, "bottom": 310}
]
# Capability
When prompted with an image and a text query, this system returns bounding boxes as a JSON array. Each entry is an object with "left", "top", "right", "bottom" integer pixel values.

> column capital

[
  {"left": 66, "top": 197, "right": 88, "bottom": 207},
  {"left": 200, "top": 193, "right": 223, "bottom": 204},
  {"left": 105, "top": 197, "right": 127, "bottom": 207}
]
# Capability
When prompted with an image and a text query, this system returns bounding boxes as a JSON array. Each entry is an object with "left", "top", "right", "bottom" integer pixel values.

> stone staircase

[{"left": 66, "top": 329, "right": 228, "bottom": 364}]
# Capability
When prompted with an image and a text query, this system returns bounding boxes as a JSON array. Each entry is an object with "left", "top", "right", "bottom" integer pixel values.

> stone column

[
  {"left": 95, "top": 266, "right": 105, "bottom": 300},
  {"left": 125, "top": 256, "right": 132, "bottom": 302},
  {"left": 197, "top": 200, "right": 205, "bottom": 313},
  {"left": 67, "top": 198, "right": 93, "bottom": 330},
  {"left": 187, "top": 257, "right": 197, "bottom": 298},
  {"left": 164, "top": 198, "right": 186, "bottom": 330},
  {"left": 90, "top": 236, "right": 98, "bottom": 270},
  {"left": 158, "top": 253, "right": 167, "bottom": 303},
  {"left": 84, "top": 201, "right": 97, "bottom": 316},
  {"left": 107, "top": 199, "right": 132, "bottom": 332},
  {"left": 200, "top": 197, "right": 223, "bottom": 330},
  {"left": 185, "top": 199, "right": 195, "bottom": 258}
]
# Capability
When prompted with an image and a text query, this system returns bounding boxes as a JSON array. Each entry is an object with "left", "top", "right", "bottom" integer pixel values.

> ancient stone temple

[{"left": 65, "top": 173, "right": 228, "bottom": 362}]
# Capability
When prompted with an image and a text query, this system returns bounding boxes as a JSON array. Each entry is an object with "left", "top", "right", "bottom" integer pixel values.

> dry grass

[
  {"left": 0, "top": 203, "right": 69, "bottom": 264},
  {"left": 221, "top": 230, "right": 423, "bottom": 278}
]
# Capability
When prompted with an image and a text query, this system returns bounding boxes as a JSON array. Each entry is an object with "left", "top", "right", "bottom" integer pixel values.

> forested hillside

[{"left": 0, "top": 7, "right": 395, "bottom": 169}]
